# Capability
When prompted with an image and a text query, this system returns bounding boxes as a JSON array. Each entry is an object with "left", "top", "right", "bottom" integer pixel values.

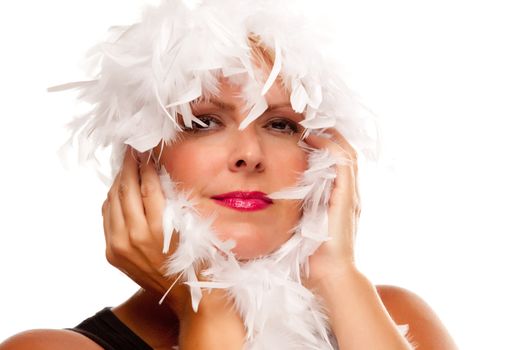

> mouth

[{"left": 211, "top": 191, "right": 273, "bottom": 211}]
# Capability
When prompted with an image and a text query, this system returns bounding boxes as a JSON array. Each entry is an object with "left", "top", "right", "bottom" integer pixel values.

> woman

[{"left": 1, "top": 0, "right": 457, "bottom": 349}]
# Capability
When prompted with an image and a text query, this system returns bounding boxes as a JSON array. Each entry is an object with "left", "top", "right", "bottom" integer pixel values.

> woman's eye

[
  {"left": 265, "top": 118, "right": 300, "bottom": 135},
  {"left": 184, "top": 115, "right": 222, "bottom": 132}
]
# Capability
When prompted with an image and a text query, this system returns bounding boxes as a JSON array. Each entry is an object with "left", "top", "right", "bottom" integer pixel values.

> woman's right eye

[{"left": 183, "top": 115, "right": 223, "bottom": 132}]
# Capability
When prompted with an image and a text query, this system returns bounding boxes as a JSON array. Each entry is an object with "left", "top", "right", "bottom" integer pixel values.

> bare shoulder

[
  {"left": 376, "top": 285, "right": 458, "bottom": 350},
  {"left": 0, "top": 329, "right": 102, "bottom": 350}
]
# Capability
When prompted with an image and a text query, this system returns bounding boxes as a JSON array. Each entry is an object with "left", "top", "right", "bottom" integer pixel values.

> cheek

[
  {"left": 160, "top": 142, "right": 222, "bottom": 190},
  {"left": 273, "top": 147, "right": 308, "bottom": 187}
]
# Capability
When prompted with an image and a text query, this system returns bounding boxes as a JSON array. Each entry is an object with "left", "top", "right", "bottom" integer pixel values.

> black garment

[{"left": 68, "top": 307, "right": 153, "bottom": 350}]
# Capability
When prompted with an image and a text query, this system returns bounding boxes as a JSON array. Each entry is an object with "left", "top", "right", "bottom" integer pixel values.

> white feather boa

[
  {"left": 159, "top": 147, "right": 337, "bottom": 349},
  {"left": 159, "top": 147, "right": 409, "bottom": 349}
]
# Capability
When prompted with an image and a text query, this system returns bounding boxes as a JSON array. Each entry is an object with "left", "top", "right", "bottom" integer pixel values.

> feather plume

[
  {"left": 238, "top": 96, "right": 268, "bottom": 130},
  {"left": 261, "top": 38, "right": 282, "bottom": 96},
  {"left": 291, "top": 79, "right": 309, "bottom": 113}
]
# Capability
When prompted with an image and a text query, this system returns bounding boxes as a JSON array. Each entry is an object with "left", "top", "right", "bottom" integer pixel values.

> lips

[{"left": 211, "top": 191, "right": 273, "bottom": 211}]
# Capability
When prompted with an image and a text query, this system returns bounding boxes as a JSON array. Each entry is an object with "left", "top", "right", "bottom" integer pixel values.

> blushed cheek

[
  {"left": 161, "top": 144, "right": 207, "bottom": 184},
  {"left": 280, "top": 150, "right": 308, "bottom": 185}
]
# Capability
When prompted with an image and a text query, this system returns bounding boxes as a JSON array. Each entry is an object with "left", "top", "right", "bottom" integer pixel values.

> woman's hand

[
  {"left": 102, "top": 147, "right": 189, "bottom": 315},
  {"left": 303, "top": 129, "right": 361, "bottom": 289},
  {"left": 303, "top": 131, "right": 414, "bottom": 349},
  {"left": 102, "top": 147, "right": 246, "bottom": 349}
]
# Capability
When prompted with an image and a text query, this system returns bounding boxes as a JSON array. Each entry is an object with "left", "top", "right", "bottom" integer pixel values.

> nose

[{"left": 228, "top": 128, "right": 265, "bottom": 173}]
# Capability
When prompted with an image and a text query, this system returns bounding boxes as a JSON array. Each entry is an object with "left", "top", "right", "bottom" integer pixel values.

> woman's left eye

[{"left": 265, "top": 118, "right": 300, "bottom": 135}]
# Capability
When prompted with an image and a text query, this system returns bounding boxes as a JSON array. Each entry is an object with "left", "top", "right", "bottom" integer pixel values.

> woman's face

[{"left": 158, "top": 77, "right": 308, "bottom": 259}]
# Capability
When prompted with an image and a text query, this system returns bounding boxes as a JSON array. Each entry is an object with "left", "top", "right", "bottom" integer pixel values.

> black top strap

[{"left": 68, "top": 307, "right": 153, "bottom": 350}]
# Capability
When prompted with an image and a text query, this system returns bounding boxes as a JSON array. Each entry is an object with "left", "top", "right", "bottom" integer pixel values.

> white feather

[
  {"left": 291, "top": 79, "right": 309, "bottom": 113},
  {"left": 261, "top": 38, "right": 282, "bottom": 96},
  {"left": 300, "top": 115, "right": 337, "bottom": 129},
  {"left": 165, "top": 77, "right": 202, "bottom": 108},
  {"left": 268, "top": 184, "right": 313, "bottom": 200},
  {"left": 238, "top": 96, "right": 268, "bottom": 130},
  {"left": 306, "top": 83, "right": 323, "bottom": 109},
  {"left": 222, "top": 66, "right": 248, "bottom": 77},
  {"left": 47, "top": 80, "right": 97, "bottom": 92},
  {"left": 155, "top": 86, "right": 177, "bottom": 124}
]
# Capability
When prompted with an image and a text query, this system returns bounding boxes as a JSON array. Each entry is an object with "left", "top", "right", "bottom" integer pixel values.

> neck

[{"left": 112, "top": 289, "right": 180, "bottom": 349}]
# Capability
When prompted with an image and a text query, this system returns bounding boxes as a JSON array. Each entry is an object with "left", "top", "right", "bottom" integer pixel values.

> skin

[{"left": 0, "top": 78, "right": 458, "bottom": 350}]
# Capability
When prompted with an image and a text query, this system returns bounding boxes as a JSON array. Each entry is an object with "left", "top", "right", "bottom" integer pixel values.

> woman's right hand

[
  {"left": 102, "top": 147, "right": 189, "bottom": 315},
  {"left": 102, "top": 147, "right": 246, "bottom": 349}
]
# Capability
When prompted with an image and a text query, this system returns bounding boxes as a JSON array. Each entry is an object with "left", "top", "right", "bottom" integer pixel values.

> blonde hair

[{"left": 248, "top": 34, "right": 275, "bottom": 72}]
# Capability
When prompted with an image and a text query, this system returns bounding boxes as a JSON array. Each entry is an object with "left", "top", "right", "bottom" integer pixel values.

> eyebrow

[
  {"left": 193, "top": 98, "right": 236, "bottom": 111},
  {"left": 191, "top": 97, "right": 293, "bottom": 112},
  {"left": 267, "top": 102, "right": 294, "bottom": 111}
]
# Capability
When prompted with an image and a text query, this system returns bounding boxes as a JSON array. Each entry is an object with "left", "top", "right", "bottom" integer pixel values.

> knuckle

[
  {"left": 129, "top": 229, "right": 148, "bottom": 247},
  {"left": 108, "top": 189, "right": 117, "bottom": 203},
  {"left": 140, "top": 179, "right": 156, "bottom": 198},
  {"left": 118, "top": 182, "right": 129, "bottom": 200},
  {"left": 105, "top": 247, "right": 128, "bottom": 269},
  {"left": 354, "top": 197, "right": 362, "bottom": 216},
  {"left": 105, "top": 249, "right": 118, "bottom": 266},
  {"left": 150, "top": 222, "right": 163, "bottom": 236},
  {"left": 108, "top": 174, "right": 121, "bottom": 199},
  {"left": 344, "top": 148, "right": 357, "bottom": 162},
  {"left": 109, "top": 240, "right": 130, "bottom": 258}
]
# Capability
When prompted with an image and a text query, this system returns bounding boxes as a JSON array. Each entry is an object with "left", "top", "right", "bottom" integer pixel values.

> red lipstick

[{"left": 211, "top": 191, "right": 273, "bottom": 211}]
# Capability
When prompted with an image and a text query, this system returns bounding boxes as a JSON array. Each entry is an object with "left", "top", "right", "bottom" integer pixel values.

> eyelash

[
  {"left": 182, "top": 115, "right": 300, "bottom": 135},
  {"left": 264, "top": 118, "right": 300, "bottom": 135},
  {"left": 182, "top": 115, "right": 223, "bottom": 132}
]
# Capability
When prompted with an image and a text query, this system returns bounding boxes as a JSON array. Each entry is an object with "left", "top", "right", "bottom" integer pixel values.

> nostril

[{"left": 236, "top": 159, "right": 246, "bottom": 167}]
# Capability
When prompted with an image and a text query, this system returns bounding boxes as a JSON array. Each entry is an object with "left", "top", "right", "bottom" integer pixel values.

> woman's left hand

[
  {"left": 302, "top": 131, "right": 436, "bottom": 350},
  {"left": 303, "top": 129, "right": 361, "bottom": 289}
]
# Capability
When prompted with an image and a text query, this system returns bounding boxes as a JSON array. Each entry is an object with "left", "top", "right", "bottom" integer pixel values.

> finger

[
  {"left": 305, "top": 129, "right": 357, "bottom": 162},
  {"left": 107, "top": 170, "right": 127, "bottom": 237},
  {"left": 138, "top": 152, "right": 166, "bottom": 237},
  {"left": 119, "top": 148, "right": 150, "bottom": 239},
  {"left": 102, "top": 199, "right": 109, "bottom": 241},
  {"left": 305, "top": 132, "right": 361, "bottom": 221},
  {"left": 322, "top": 130, "right": 361, "bottom": 215},
  {"left": 105, "top": 170, "right": 134, "bottom": 260},
  {"left": 305, "top": 132, "right": 357, "bottom": 193}
]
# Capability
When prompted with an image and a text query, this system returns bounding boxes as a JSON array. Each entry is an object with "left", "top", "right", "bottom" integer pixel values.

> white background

[{"left": 1, "top": 1, "right": 524, "bottom": 348}]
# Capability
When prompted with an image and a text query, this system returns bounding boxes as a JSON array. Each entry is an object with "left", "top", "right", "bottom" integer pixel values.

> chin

[{"left": 214, "top": 226, "right": 291, "bottom": 260}]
